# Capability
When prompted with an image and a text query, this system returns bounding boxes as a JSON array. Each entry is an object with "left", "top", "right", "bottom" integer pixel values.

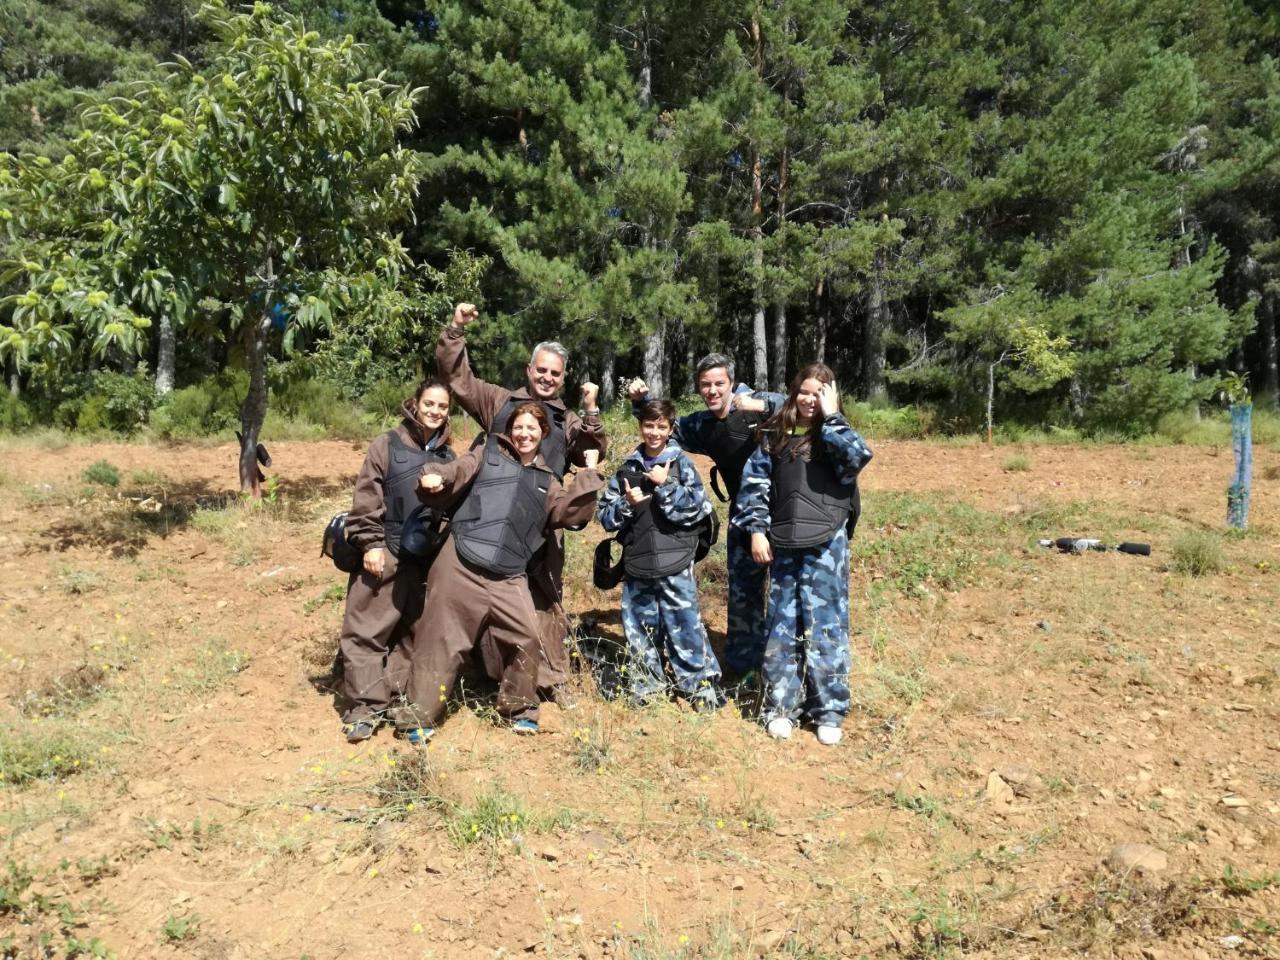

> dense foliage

[{"left": 2, "top": 0, "right": 1279, "bottom": 444}]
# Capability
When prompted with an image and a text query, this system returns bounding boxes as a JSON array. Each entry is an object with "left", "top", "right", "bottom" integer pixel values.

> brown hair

[
  {"left": 637, "top": 398, "right": 676, "bottom": 425},
  {"left": 758, "top": 362, "right": 835, "bottom": 458},
  {"left": 413, "top": 377, "right": 451, "bottom": 402},
  {"left": 506, "top": 401, "right": 551, "bottom": 438}
]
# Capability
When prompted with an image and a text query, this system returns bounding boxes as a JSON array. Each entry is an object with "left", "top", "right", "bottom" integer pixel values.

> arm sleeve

[
  {"left": 596, "top": 467, "right": 634, "bottom": 532},
  {"left": 670, "top": 412, "right": 707, "bottom": 456},
  {"left": 345, "top": 435, "right": 390, "bottom": 552},
  {"left": 730, "top": 444, "right": 773, "bottom": 535},
  {"left": 819, "top": 415, "right": 874, "bottom": 485},
  {"left": 416, "top": 446, "right": 482, "bottom": 511},
  {"left": 435, "top": 324, "right": 509, "bottom": 429},
  {"left": 565, "top": 408, "right": 609, "bottom": 467},
  {"left": 753, "top": 390, "right": 786, "bottom": 415},
  {"left": 547, "top": 468, "right": 606, "bottom": 530},
  {"left": 653, "top": 454, "right": 713, "bottom": 526}
]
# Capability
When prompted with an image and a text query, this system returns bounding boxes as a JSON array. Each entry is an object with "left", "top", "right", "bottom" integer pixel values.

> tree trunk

[
  {"left": 155, "top": 312, "right": 176, "bottom": 396},
  {"left": 986, "top": 360, "right": 996, "bottom": 445},
  {"left": 814, "top": 277, "right": 827, "bottom": 365},
  {"left": 1262, "top": 293, "right": 1278, "bottom": 408},
  {"left": 643, "top": 317, "right": 666, "bottom": 397},
  {"left": 600, "top": 339, "right": 616, "bottom": 409},
  {"left": 863, "top": 254, "right": 888, "bottom": 402},
  {"left": 771, "top": 139, "right": 789, "bottom": 392},
  {"left": 238, "top": 259, "right": 274, "bottom": 496},
  {"left": 7, "top": 357, "right": 18, "bottom": 397},
  {"left": 749, "top": 12, "right": 768, "bottom": 391}
]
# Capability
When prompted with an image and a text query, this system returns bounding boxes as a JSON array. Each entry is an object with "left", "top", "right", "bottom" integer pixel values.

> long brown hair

[{"left": 758, "top": 362, "right": 835, "bottom": 458}]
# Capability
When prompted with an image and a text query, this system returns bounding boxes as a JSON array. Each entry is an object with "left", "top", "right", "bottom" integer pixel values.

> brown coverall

[
  {"left": 436, "top": 325, "right": 608, "bottom": 688},
  {"left": 338, "top": 402, "right": 451, "bottom": 724},
  {"left": 399, "top": 437, "right": 604, "bottom": 727}
]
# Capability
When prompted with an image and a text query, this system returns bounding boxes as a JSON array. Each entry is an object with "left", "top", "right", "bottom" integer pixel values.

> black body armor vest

[
  {"left": 493, "top": 396, "right": 569, "bottom": 478},
  {"left": 450, "top": 434, "right": 552, "bottom": 576},
  {"left": 382, "top": 431, "right": 455, "bottom": 559},
  {"left": 614, "top": 460, "right": 700, "bottom": 580},
  {"left": 701, "top": 406, "right": 766, "bottom": 502},
  {"left": 769, "top": 436, "right": 858, "bottom": 550}
]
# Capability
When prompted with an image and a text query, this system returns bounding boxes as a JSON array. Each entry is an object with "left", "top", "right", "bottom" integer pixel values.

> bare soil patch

[{"left": 2, "top": 436, "right": 1278, "bottom": 959}]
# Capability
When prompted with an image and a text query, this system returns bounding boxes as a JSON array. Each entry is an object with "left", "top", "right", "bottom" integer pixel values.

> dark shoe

[
  {"left": 342, "top": 720, "right": 377, "bottom": 743},
  {"left": 395, "top": 726, "right": 434, "bottom": 746}
]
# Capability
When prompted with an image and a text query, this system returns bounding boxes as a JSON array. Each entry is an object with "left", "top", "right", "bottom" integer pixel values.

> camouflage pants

[
  {"left": 723, "top": 524, "right": 769, "bottom": 675},
  {"left": 621, "top": 565, "right": 721, "bottom": 706},
  {"left": 761, "top": 528, "right": 851, "bottom": 728}
]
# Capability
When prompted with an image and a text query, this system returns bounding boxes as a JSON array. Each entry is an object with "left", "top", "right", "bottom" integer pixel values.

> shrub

[
  {"left": 91, "top": 369, "right": 157, "bottom": 433},
  {"left": 1170, "top": 530, "right": 1223, "bottom": 576},
  {"left": 0, "top": 394, "right": 33, "bottom": 432},
  {"left": 82, "top": 460, "right": 121, "bottom": 487},
  {"left": 150, "top": 371, "right": 247, "bottom": 439},
  {"left": 1002, "top": 453, "right": 1032, "bottom": 472}
]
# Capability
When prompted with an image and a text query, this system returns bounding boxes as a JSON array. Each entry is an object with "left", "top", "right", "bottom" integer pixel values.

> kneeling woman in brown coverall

[
  {"left": 400, "top": 402, "right": 603, "bottom": 741},
  {"left": 339, "top": 378, "right": 456, "bottom": 743}
]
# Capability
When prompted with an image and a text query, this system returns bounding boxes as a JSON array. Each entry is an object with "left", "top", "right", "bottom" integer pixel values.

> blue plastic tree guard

[{"left": 1227, "top": 403, "right": 1252, "bottom": 529}]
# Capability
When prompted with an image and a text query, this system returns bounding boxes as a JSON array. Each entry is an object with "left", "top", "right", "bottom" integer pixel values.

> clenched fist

[
  {"left": 451, "top": 302, "right": 478, "bottom": 328},
  {"left": 581, "top": 381, "right": 599, "bottom": 411},
  {"left": 626, "top": 378, "right": 649, "bottom": 402}
]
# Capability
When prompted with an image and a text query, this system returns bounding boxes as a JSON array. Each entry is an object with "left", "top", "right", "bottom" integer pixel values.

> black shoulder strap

[{"left": 709, "top": 465, "right": 728, "bottom": 503}]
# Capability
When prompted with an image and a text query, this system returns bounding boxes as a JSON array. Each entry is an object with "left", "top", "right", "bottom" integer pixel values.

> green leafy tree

[{"left": 1, "top": 0, "right": 425, "bottom": 491}]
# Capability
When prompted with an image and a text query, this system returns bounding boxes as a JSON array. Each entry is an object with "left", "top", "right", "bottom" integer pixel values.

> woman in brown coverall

[
  {"left": 338, "top": 379, "right": 455, "bottom": 743},
  {"left": 400, "top": 403, "right": 603, "bottom": 742}
]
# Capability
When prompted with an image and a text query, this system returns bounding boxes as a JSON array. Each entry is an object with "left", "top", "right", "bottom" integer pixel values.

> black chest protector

[
  {"left": 769, "top": 436, "right": 858, "bottom": 550},
  {"left": 700, "top": 406, "right": 766, "bottom": 502},
  {"left": 450, "top": 434, "right": 552, "bottom": 576},
  {"left": 383, "top": 431, "right": 455, "bottom": 559},
  {"left": 493, "top": 396, "right": 569, "bottom": 478},
  {"left": 615, "top": 460, "right": 700, "bottom": 580}
]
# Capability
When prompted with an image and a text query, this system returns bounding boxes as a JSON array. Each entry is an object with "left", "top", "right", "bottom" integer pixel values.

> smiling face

[
  {"left": 414, "top": 385, "right": 450, "bottom": 434},
  {"left": 510, "top": 411, "right": 544, "bottom": 461},
  {"left": 794, "top": 377, "right": 825, "bottom": 425},
  {"left": 697, "top": 366, "right": 733, "bottom": 418},
  {"left": 640, "top": 416, "right": 673, "bottom": 457},
  {"left": 526, "top": 350, "right": 565, "bottom": 401}
]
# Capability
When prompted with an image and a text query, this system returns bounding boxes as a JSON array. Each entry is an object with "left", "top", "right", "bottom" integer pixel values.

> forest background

[{"left": 3, "top": 0, "right": 1280, "bottom": 488}]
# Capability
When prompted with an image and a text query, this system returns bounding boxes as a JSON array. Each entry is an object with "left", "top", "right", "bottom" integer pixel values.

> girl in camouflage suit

[
  {"left": 598, "top": 400, "right": 723, "bottom": 710},
  {"left": 732, "top": 364, "right": 873, "bottom": 746}
]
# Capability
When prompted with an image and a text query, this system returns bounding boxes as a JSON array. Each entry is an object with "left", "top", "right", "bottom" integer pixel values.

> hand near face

[
  {"left": 750, "top": 532, "right": 773, "bottom": 565},
  {"left": 582, "top": 448, "right": 600, "bottom": 470},
  {"left": 451, "top": 302, "right": 479, "bottom": 329},
  {"left": 732, "top": 393, "right": 766, "bottom": 413},
  {"left": 818, "top": 381, "right": 840, "bottom": 418},
  {"left": 581, "top": 381, "right": 599, "bottom": 411},
  {"left": 363, "top": 547, "right": 386, "bottom": 577},
  {"left": 644, "top": 462, "right": 669, "bottom": 487},
  {"left": 419, "top": 472, "right": 444, "bottom": 493},
  {"left": 626, "top": 378, "right": 649, "bottom": 402},
  {"left": 622, "top": 479, "right": 650, "bottom": 507}
]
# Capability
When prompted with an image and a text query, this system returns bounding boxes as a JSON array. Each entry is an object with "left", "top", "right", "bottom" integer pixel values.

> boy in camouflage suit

[
  {"left": 627, "top": 356, "right": 784, "bottom": 680},
  {"left": 598, "top": 400, "right": 723, "bottom": 709},
  {"left": 733, "top": 365, "right": 872, "bottom": 745}
]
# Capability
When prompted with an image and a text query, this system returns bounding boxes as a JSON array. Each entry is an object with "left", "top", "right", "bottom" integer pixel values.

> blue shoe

[
  {"left": 511, "top": 718, "right": 539, "bottom": 735},
  {"left": 400, "top": 726, "right": 434, "bottom": 746},
  {"left": 342, "top": 720, "right": 377, "bottom": 743}
]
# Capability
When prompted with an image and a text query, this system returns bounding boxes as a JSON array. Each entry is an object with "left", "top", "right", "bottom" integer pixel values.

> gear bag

[
  {"left": 321, "top": 512, "right": 362, "bottom": 574},
  {"left": 593, "top": 502, "right": 719, "bottom": 589}
]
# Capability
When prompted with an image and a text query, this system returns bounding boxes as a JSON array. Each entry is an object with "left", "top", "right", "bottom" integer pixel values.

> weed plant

[
  {"left": 81, "top": 460, "right": 120, "bottom": 487},
  {"left": 1170, "top": 530, "right": 1224, "bottom": 576}
]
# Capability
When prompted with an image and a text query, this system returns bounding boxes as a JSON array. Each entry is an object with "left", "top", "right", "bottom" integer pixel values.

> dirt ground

[{"left": 1, "top": 433, "right": 1278, "bottom": 960}]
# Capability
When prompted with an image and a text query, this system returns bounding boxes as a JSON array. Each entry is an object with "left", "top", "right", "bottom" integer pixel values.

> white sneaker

[
  {"left": 816, "top": 724, "right": 843, "bottom": 746},
  {"left": 766, "top": 717, "right": 793, "bottom": 740}
]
